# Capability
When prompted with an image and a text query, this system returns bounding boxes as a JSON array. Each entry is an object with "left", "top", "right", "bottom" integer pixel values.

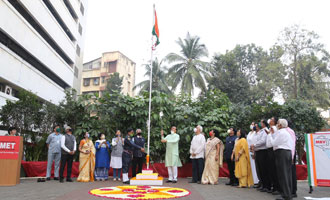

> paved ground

[{"left": 0, "top": 178, "right": 329, "bottom": 200}]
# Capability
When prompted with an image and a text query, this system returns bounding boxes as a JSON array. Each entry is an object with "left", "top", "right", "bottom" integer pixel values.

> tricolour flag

[{"left": 152, "top": 6, "right": 160, "bottom": 48}]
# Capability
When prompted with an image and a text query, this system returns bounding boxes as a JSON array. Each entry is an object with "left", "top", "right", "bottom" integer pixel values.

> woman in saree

[
  {"left": 234, "top": 129, "right": 254, "bottom": 188},
  {"left": 201, "top": 129, "right": 224, "bottom": 185},
  {"left": 94, "top": 133, "right": 111, "bottom": 181},
  {"left": 77, "top": 132, "right": 96, "bottom": 182}
]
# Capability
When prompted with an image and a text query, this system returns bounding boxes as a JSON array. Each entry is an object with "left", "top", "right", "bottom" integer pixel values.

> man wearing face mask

[
  {"left": 46, "top": 125, "right": 63, "bottom": 181},
  {"left": 224, "top": 128, "right": 238, "bottom": 186},
  {"left": 122, "top": 128, "right": 145, "bottom": 184},
  {"left": 189, "top": 125, "right": 206, "bottom": 184},
  {"left": 132, "top": 129, "right": 146, "bottom": 178},
  {"left": 59, "top": 126, "right": 76, "bottom": 183},
  {"left": 247, "top": 122, "right": 259, "bottom": 185}
]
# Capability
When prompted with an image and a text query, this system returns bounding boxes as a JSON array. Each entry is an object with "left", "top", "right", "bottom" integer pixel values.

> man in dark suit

[{"left": 132, "top": 129, "right": 146, "bottom": 178}]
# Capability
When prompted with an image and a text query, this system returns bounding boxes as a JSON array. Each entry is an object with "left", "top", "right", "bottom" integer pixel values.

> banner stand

[{"left": 305, "top": 132, "right": 330, "bottom": 194}]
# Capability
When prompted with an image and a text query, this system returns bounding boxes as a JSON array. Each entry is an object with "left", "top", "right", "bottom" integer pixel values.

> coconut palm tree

[
  {"left": 166, "top": 33, "right": 209, "bottom": 95},
  {"left": 133, "top": 58, "right": 172, "bottom": 95}
]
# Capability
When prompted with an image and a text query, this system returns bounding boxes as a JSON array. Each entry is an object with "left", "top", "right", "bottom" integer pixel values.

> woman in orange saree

[
  {"left": 77, "top": 132, "right": 96, "bottom": 182},
  {"left": 234, "top": 129, "right": 253, "bottom": 188}
]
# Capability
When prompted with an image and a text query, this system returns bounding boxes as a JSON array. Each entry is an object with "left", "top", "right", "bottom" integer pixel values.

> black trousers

[
  {"left": 275, "top": 149, "right": 292, "bottom": 200},
  {"left": 59, "top": 153, "right": 74, "bottom": 179},
  {"left": 292, "top": 153, "right": 297, "bottom": 195},
  {"left": 192, "top": 158, "right": 204, "bottom": 182},
  {"left": 255, "top": 149, "right": 271, "bottom": 189},
  {"left": 267, "top": 148, "right": 279, "bottom": 191},
  {"left": 122, "top": 152, "right": 132, "bottom": 174},
  {"left": 226, "top": 158, "right": 238, "bottom": 184},
  {"left": 132, "top": 157, "right": 144, "bottom": 177}
]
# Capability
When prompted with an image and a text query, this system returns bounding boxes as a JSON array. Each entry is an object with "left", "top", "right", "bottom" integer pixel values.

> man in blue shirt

[
  {"left": 46, "top": 125, "right": 62, "bottom": 181},
  {"left": 224, "top": 128, "right": 238, "bottom": 186}
]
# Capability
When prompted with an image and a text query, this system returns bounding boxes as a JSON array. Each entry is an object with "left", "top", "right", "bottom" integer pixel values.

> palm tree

[
  {"left": 133, "top": 58, "right": 172, "bottom": 95},
  {"left": 166, "top": 33, "right": 209, "bottom": 95}
]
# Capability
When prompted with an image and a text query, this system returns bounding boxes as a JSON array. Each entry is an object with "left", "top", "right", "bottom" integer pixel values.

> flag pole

[{"left": 146, "top": 4, "right": 155, "bottom": 169}]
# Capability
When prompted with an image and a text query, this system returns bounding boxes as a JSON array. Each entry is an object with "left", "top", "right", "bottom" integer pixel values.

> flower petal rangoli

[{"left": 89, "top": 186, "right": 191, "bottom": 199}]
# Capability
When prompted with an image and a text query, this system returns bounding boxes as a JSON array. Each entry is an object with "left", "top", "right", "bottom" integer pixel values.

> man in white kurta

[
  {"left": 189, "top": 125, "right": 206, "bottom": 184},
  {"left": 161, "top": 126, "right": 182, "bottom": 183}
]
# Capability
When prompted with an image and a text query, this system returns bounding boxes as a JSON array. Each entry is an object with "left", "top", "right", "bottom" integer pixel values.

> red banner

[{"left": 0, "top": 136, "right": 21, "bottom": 159}]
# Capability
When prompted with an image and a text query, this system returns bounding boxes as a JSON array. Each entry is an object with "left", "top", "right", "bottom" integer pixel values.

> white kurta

[{"left": 247, "top": 131, "right": 259, "bottom": 184}]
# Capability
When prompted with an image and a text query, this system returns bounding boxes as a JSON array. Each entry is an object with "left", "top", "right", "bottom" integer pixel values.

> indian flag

[{"left": 152, "top": 6, "right": 160, "bottom": 47}]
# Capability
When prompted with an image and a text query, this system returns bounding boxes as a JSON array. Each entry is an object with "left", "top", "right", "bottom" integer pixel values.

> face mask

[
  {"left": 56, "top": 128, "right": 60, "bottom": 132},
  {"left": 171, "top": 131, "right": 175, "bottom": 134},
  {"left": 86, "top": 133, "right": 89, "bottom": 138},
  {"left": 253, "top": 126, "right": 257, "bottom": 131},
  {"left": 227, "top": 129, "right": 231, "bottom": 134},
  {"left": 209, "top": 131, "right": 212, "bottom": 137},
  {"left": 250, "top": 125, "right": 254, "bottom": 130},
  {"left": 193, "top": 128, "right": 197, "bottom": 133}
]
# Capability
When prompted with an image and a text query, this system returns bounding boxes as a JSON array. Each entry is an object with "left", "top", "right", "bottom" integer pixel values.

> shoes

[
  {"left": 226, "top": 182, "right": 233, "bottom": 186},
  {"left": 292, "top": 193, "right": 298, "bottom": 198},
  {"left": 272, "top": 191, "right": 280, "bottom": 195},
  {"left": 259, "top": 188, "right": 268, "bottom": 192},
  {"left": 197, "top": 181, "right": 201, "bottom": 184},
  {"left": 54, "top": 177, "right": 59, "bottom": 181},
  {"left": 118, "top": 178, "right": 121, "bottom": 181},
  {"left": 189, "top": 181, "right": 197, "bottom": 183},
  {"left": 253, "top": 184, "right": 262, "bottom": 189},
  {"left": 66, "top": 178, "right": 73, "bottom": 182},
  {"left": 231, "top": 183, "right": 239, "bottom": 186},
  {"left": 166, "top": 180, "right": 173, "bottom": 183},
  {"left": 59, "top": 178, "right": 64, "bottom": 183},
  {"left": 172, "top": 180, "right": 177, "bottom": 183},
  {"left": 267, "top": 189, "right": 273, "bottom": 193},
  {"left": 46, "top": 177, "right": 51, "bottom": 181},
  {"left": 123, "top": 181, "right": 130, "bottom": 184},
  {"left": 113, "top": 178, "right": 117, "bottom": 181}
]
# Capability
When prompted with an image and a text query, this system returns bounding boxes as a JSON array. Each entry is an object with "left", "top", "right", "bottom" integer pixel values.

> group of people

[
  {"left": 223, "top": 118, "right": 297, "bottom": 200},
  {"left": 160, "top": 119, "right": 297, "bottom": 200},
  {"left": 8, "top": 117, "right": 297, "bottom": 200},
  {"left": 45, "top": 126, "right": 146, "bottom": 184}
]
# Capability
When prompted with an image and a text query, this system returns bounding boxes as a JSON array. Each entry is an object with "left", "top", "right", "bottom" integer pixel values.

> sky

[{"left": 83, "top": 0, "right": 330, "bottom": 91}]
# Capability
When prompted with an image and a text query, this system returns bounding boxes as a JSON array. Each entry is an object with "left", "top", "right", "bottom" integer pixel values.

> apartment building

[
  {"left": 0, "top": 0, "right": 88, "bottom": 106},
  {"left": 82, "top": 51, "right": 135, "bottom": 97}
]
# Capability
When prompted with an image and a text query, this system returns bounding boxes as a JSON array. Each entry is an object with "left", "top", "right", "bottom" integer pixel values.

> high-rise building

[
  {"left": 0, "top": 0, "right": 88, "bottom": 106},
  {"left": 82, "top": 51, "right": 136, "bottom": 97}
]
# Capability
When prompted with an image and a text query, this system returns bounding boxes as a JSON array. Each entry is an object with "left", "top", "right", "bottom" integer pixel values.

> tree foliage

[
  {"left": 134, "top": 58, "right": 172, "bottom": 95},
  {"left": 105, "top": 72, "right": 123, "bottom": 95},
  {"left": 166, "top": 33, "right": 209, "bottom": 95}
]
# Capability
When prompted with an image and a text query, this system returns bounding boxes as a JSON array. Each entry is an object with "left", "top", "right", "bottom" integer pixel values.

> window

[
  {"left": 80, "top": 3, "right": 85, "bottom": 15},
  {"left": 104, "top": 60, "right": 117, "bottom": 73},
  {"left": 93, "top": 78, "right": 100, "bottom": 86},
  {"left": 63, "top": 0, "right": 78, "bottom": 21},
  {"left": 101, "top": 77, "right": 105, "bottom": 84},
  {"left": 74, "top": 66, "right": 79, "bottom": 78},
  {"left": 78, "top": 23, "right": 82, "bottom": 35},
  {"left": 76, "top": 45, "right": 80, "bottom": 56},
  {"left": 83, "top": 78, "right": 90, "bottom": 86}
]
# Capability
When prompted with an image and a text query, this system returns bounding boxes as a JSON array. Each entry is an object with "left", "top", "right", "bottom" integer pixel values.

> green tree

[
  {"left": 166, "top": 33, "right": 209, "bottom": 95},
  {"left": 208, "top": 44, "right": 279, "bottom": 104},
  {"left": 277, "top": 24, "right": 330, "bottom": 107},
  {"left": 105, "top": 72, "right": 123, "bottom": 94},
  {"left": 133, "top": 58, "right": 172, "bottom": 95}
]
